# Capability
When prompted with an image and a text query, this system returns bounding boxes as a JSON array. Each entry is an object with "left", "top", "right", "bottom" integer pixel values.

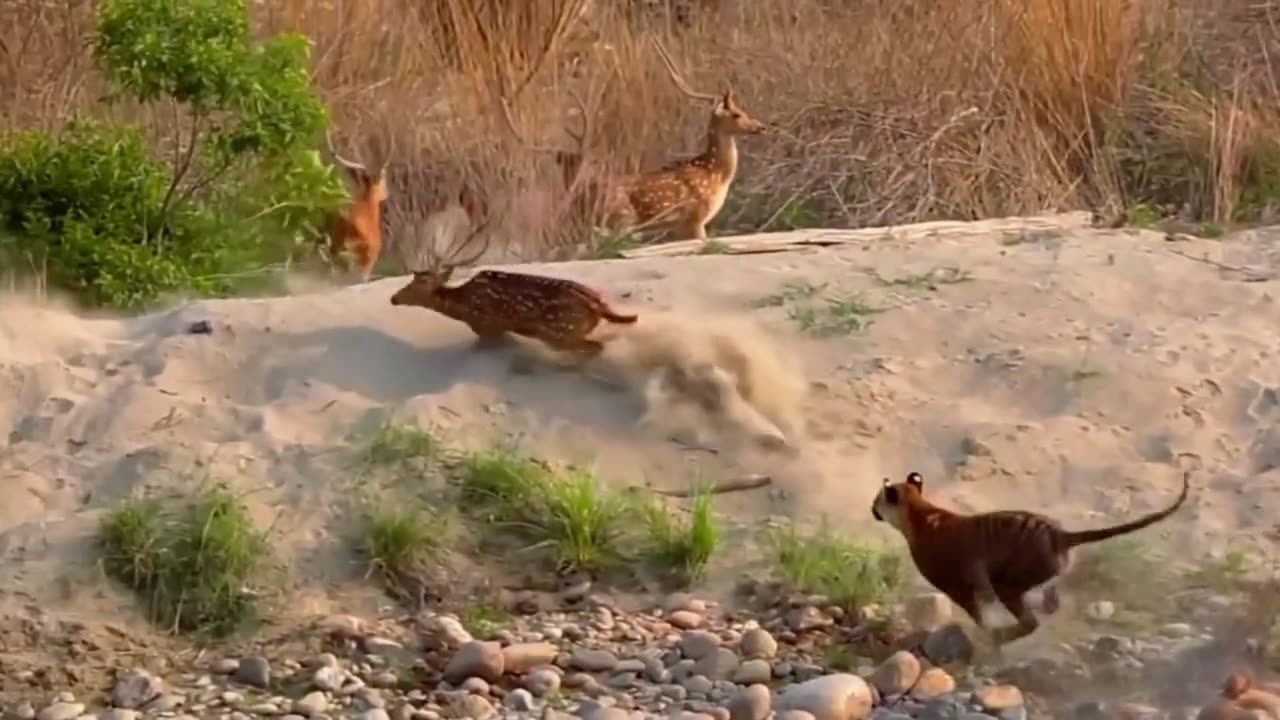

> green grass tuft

[
  {"left": 99, "top": 486, "right": 269, "bottom": 636},
  {"left": 532, "top": 467, "right": 632, "bottom": 573},
  {"left": 460, "top": 447, "right": 551, "bottom": 515},
  {"left": 361, "top": 502, "right": 441, "bottom": 580},
  {"left": 640, "top": 488, "right": 720, "bottom": 584},
  {"left": 362, "top": 419, "right": 441, "bottom": 467},
  {"left": 766, "top": 522, "right": 903, "bottom": 610},
  {"left": 460, "top": 602, "right": 513, "bottom": 638}
]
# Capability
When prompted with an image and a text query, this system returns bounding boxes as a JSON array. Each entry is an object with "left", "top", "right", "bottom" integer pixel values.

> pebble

[
  {"left": 319, "top": 614, "right": 365, "bottom": 638},
  {"left": 904, "top": 593, "right": 952, "bottom": 631},
  {"left": 1158, "top": 622, "right": 1193, "bottom": 639},
  {"left": 871, "top": 651, "right": 921, "bottom": 696},
  {"left": 570, "top": 648, "right": 620, "bottom": 672},
  {"left": 504, "top": 689, "right": 536, "bottom": 712},
  {"left": 683, "top": 675, "right": 714, "bottom": 695},
  {"left": 313, "top": 664, "right": 346, "bottom": 691},
  {"left": 37, "top": 704, "right": 85, "bottom": 720},
  {"left": 975, "top": 685, "right": 1025, "bottom": 713},
  {"left": 211, "top": 658, "right": 240, "bottom": 675},
  {"left": 738, "top": 628, "right": 778, "bottom": 660},
  {"left": 111, "top": 669, "right": 164, "bottom": 709},
  {"left": 784, "top": 607, "right": 831, "bottom": 633},
  {"left": 680, "top": 631, "right": 722, "bottom": 660},
  {"left": 727, "top": 684, "right": 772, "bottom": 720},
  {"left": 669, "top": 610, "right": 706, "bottom": 629},
  {"left": 775, "top": 674, "right": 873, "bottom": 720},
  {"left": 922, "top": 623, "right": 975, "bottom": 665},
  {"left": 524, "top": 667, "right": 562, "bottom": 697},
  {"left": 444, "top": 641, "right": 505, "bottom": 684},
  {"left": 501, "top": 642, "right": 559, "bottom": 674},
  {"left": 1086, "top": 600, "right": 1116, "bottom": 621},
  {"left": 732, "top": 659, "right": 772, "bottom": 685},
  {"left": 453, "top": 694, "right": 495, "bottom": 720},
  {"left": 234, "top": 656, "right": 272, "bottom": 689},
  {"left": 424, "top": 615, "right": 474, "bottom": 649},
  {"left": 693, "top": 647, "right": 740, "bottom": 680},
  {"left": 911, "top": 668, "right": 956, "bottom": 700}
]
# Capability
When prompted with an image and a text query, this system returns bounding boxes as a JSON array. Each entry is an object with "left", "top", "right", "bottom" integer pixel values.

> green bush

[
  {"left": 100, "top": 487, "right": 270, "bottom": 636},
  {"left": 0, "top": 0, "right": 345, "bottom": 310}
]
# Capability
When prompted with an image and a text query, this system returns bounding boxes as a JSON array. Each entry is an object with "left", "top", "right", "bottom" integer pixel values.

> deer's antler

[
  {"left": 650, "top": 37, "right": 721, "bottom": 103},
  {"left": 326, "top": 129, "right": 369, "bottom": 172}
]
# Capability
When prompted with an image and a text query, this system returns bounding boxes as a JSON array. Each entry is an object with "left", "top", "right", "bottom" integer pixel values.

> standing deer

[
  {"left": 387, "top": 170, "right": 638, "bottom": 357},
  {"left": 326, "top": 132, "right": 391, "bottom": 283},
  {"left": 503, "top": 38, "right": 767, "bottom": 246}
]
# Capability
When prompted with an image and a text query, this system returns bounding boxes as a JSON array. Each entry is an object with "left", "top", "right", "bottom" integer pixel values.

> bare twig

[{"left": 645, "top": 475, "right": 773, "bottom": 498}]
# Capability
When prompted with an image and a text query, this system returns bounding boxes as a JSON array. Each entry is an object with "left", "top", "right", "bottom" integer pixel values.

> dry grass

[{"left": 3, "top": 0, "right": 1277, "bottom": 268}]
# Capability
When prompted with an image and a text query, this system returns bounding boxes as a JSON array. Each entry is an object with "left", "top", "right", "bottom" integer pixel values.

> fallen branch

[
  {"left": 643, "top": 474, "right": 772, "bottom": 498},
  {"left": 620, "top": 233, "right": 849, "bottom": 259},
  {"left": 1165, "top": 247, "right": 1275, "bottom": 283}
]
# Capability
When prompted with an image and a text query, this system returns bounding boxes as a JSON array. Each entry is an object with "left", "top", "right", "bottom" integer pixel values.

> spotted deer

[
  {"left": 387, "top": 176, "right": 638, "bottom": 357},
  {"left": 501, "top": 38, "right": 766, "bottom": 246},
  {"left": 325, "top": 131, "right": 392, "bottom": 283},
  {"left": 602, "top": 37, "right": 767, "bottom": 242}
]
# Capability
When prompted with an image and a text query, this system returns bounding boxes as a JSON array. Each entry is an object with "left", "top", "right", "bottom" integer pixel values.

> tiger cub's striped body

[{"left": 871, "top": 471, "right": 1190, "bottom": 645}]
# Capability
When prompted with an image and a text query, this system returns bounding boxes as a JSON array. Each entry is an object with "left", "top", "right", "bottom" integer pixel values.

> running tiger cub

[{"left": 871, "top": 471, "right": 1190, "bottom": 645}]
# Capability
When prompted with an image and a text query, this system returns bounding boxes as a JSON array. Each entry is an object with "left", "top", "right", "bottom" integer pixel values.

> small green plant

[
  {"left": 359, "top": 501, "right": 444, "bottom": 601},
  {"left": 873, "top": 266, "right": 973, "bottom": 290},
  {"left": 822, "top": 644, "right": 860, "bottom": 672},
  {"left": 1184, "top": 548, "right": 1253, "bottom": 593},
  {"left": 1066, "top": 536, "right": 1179, "bottom": 622},
  {"left": 460, "top": 602, "right": 513, "bottom": 638},
  {"left": 460, "top": 447, "right": 551, "bottom": 519},
  {"left": 531, "top": 467, "right": 632, "bottom": 572},
  {"left": 1197, "top": 222, "right": 1226, "bottom": 239},
  {"left": 768, "top": 196, "right": 821, "bottom": 230},
  {"left": 640, "top": 488, "right": 720, "bottom": 584},
  {"left": 362, "top": 420, "right": 441, "bottom": 467},
  {"left": 766, "top": 522, "right": 903, "bottom": 610},
  {"left": 698, "top": 239, "right": 731, "bottom": 255},
  {"left": 592, "top": 228, "right": 641, "bottom": 259},
  {"left": 758, "top": 279, "right": 826, "bottom": 308},
  {"left": 761, "top": 280, "right": 882, "bottom": 335},
  {"left": 1126, "top": 203, "right": 1162, "bottom": 227},
  {"left": 99, "top": 486, "right": 269, "bottom": 636},
  {"left": 821, "top": 294, "right": 883, "bottom": 334}
]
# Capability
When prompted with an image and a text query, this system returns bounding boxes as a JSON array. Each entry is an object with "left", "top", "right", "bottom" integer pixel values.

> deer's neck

[{"left": 700, "top": 125, "right": 738, "bottom": 180}]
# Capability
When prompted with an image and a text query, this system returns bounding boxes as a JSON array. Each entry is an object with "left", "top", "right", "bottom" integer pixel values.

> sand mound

[{"left": 2, "top": 213, "right": 1280, "bottom": 629}]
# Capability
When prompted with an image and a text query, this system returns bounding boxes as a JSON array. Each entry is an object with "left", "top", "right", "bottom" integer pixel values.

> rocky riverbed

[{"left": 4, "top": 582, "right": 1275, "bottom": 720}]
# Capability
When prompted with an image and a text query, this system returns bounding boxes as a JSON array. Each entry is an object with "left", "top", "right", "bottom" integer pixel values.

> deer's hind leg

[
  {"left": 548, "top": 336, "right": 605, "bottom": 358},
  {"left": 466, "top": 323, "right": 510, "bottom": 349}
]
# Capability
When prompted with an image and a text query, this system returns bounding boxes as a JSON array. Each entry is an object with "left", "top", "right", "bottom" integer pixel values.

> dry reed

[{"left": 1, "top": 0, "right": 1276, "bottom": 266}]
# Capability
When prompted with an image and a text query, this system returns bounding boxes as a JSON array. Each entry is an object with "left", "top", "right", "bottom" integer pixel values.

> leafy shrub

[
  {"left": 100, "top": 486, "right": 270, "bottom": 636},
  {"left": 0, "top": 0, "right": 345, "bottom": 309},
  {"left": 0, "top": 121, "right": 215, "bottom": 308}
]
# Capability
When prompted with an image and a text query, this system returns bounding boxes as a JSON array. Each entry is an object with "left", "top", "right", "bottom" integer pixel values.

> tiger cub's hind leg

[
  {"left": 1040, "top": 583, "right": 1061, "bottom": 615},
  {"left": 991, "top": 587, "right": 1041, "bottom": 645}
]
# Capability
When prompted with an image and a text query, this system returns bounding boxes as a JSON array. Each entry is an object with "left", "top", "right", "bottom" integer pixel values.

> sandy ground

[{"left": 2, "top": 212, "right": 1280, "bottom": 637}]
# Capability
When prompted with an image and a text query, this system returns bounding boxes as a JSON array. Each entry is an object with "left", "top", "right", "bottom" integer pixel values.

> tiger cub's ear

[{"left": 906, "top": 472, "right": 924, "bottom": 489}]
